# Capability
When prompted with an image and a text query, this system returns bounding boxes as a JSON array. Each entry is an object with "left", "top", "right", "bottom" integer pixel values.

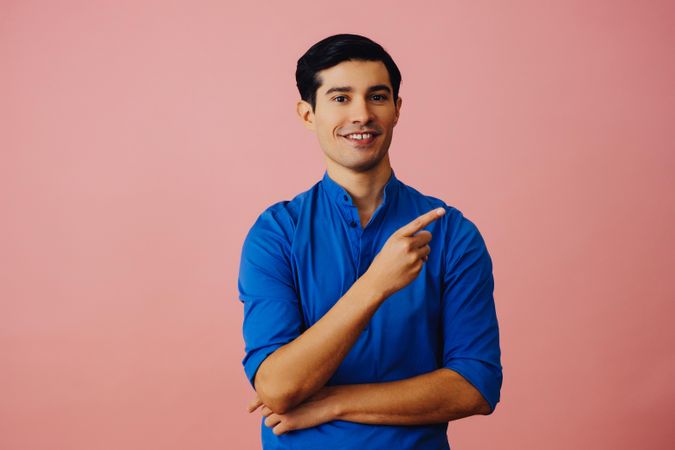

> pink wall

[{"left": 2, "top": 1, "right": 674, "bottom": 448}]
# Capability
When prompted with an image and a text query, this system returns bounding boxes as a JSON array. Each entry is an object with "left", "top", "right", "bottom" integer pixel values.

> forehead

[{"left": 317, "top": 60, "right": 391, "bottom": 94}]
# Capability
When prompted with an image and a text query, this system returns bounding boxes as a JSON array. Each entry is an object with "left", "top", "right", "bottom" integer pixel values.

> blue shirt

[{"left": 238, "top": 169, "right": 502, "bottom": 450}]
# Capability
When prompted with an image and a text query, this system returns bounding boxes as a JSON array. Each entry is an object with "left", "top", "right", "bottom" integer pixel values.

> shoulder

[
  {"left": 397, "top": 180, "right": 489, "bottom": 263},
  {"left": 246, "top": 201, "right": 294, "bottom": 243},
  {"left": 241, "top": 182, "right": 318, "bottom": 252},
  {"left": 397, "top": 180, "right": 475, "bottom": 235}
]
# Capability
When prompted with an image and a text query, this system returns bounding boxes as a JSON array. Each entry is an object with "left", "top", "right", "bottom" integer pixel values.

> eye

[
  {"left": 372, "top": 94, "right": 388, "bottom": 101},
  {"left": 333, "top": 95, "right": 348, "bottom": 103}
]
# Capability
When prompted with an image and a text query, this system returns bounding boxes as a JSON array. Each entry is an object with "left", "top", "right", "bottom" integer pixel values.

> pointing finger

[
  {"left": 410, "top": 229, "right": 432, "bottom": 248},
  {"left": 398, "top": 208, "right": 445, "bottom": 237}
]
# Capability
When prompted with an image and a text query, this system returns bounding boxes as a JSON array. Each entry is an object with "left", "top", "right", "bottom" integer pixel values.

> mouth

[{"left": 340, "top": 132, "right": 381, "bottom": 148}]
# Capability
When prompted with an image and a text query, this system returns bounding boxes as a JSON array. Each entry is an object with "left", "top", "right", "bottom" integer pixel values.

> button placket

[
  {"left": 338, "top": 195, "right": 362, "bottom": 273},
  {"left": 358, "top": 233, "right": 372, "bottom": 332}
]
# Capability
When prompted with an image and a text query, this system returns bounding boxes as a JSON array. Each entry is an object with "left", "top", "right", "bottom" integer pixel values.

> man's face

[{"left": 297, "top": 59, "right": 402, "bottom": 173}]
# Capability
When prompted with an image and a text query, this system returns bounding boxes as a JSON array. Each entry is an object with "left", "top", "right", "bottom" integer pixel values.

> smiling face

[{"left": 297, "top": 59, "right": 402, "bottom": 174}]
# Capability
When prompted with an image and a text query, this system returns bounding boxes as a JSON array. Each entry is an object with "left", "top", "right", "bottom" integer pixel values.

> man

[{"left": 238, "top": 33, "right": 502, "bottom": 449}]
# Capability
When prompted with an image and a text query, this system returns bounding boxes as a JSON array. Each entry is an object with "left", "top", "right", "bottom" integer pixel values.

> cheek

[
  {"left": 321, "top": 128, "right": 340, "bottom": 143},
  {"left": 320, "top": 129, "right": 335, "bottom": 143}
]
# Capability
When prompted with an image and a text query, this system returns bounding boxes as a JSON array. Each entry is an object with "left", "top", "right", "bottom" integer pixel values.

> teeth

[{"left": 346, "top": 133, "right": 373, "bottom": 140}]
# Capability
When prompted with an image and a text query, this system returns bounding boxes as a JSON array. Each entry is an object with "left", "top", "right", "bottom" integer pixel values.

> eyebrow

[{"left": 324, "top": 84, "right": 392, "bottom": 96}]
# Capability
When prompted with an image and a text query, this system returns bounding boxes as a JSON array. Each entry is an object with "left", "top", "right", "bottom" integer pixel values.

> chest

[{"left": 290, "top": 217, "right": 444, "bottom": 331}]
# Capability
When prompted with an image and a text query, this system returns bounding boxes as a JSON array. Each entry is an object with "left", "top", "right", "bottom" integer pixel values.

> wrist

[
  {"left": 356, "top": 272, "right": 387, "bottom": 305},
  {"left": 324, "top": 385, "right": 346, "bottom": 420}
]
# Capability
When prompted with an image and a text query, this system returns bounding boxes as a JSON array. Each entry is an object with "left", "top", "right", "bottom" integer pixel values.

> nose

[{"left": 349, "top": 97, "right": 375, "bottom": 125}]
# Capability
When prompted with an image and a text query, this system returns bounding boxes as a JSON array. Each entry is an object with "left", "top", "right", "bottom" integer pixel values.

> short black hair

[{"left": 296, "top": 33, "right": 402, "bottom": 112}]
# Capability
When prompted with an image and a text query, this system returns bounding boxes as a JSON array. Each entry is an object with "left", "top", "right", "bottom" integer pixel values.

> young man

[{"left": 238, "top": 34, "right": 502, "bottom": 449}]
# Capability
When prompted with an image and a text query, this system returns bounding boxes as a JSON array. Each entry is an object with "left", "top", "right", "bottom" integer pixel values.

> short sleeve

[
  {"left": 237, "top": 207, "right": 303, "bottom": 389},
  {"left": 441, "top": 209, "right": 503, "bottom": 413}
]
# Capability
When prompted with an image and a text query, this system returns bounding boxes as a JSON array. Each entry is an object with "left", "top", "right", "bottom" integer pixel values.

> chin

[
  {"left": 346, "top": 154, "right": 388, "bottom": 173},
  {"left": 323, "top": 146, "right": 389, "bottom": 172}
]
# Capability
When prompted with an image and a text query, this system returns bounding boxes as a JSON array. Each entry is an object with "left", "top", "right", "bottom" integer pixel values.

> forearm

[
  {"left": 255, "top": 274, "right": 385, "bottom": 414},
  {"left": 330, "top": 368, "right": 491, "bottom": 425}
]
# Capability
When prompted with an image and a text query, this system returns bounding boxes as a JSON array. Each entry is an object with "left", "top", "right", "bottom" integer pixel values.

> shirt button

[
  {"left": 343, "top": 195, "right": 348, "bottom": 202},
  {"left": 350, "top": 221, "right": 357, "bottom": 228}
]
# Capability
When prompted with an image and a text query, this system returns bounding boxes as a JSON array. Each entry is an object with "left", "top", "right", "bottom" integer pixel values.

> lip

[
  {"left": 340, "top": 133, "right": 380, "bottom": 148},
  {"left": 340, "top": 131, "right": 381, "bottom": 137}
]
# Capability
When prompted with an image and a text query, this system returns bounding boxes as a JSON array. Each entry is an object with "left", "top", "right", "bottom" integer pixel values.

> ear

[
  {"left": 393, "top": 96, "right": 402, "bottom": 126},
  {"left": 296, "top": 100, "right": 316, "bottom": 131}
]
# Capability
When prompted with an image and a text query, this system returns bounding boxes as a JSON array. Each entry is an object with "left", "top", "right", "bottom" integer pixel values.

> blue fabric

[{"left": 238, "top": 169, "right": 502, "bottom": 450}]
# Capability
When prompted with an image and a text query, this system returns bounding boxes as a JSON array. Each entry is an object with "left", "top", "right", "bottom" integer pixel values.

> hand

[
  {"left": 247, "top": 392, "right": 264, "bottom": 413},
  {"left": 363, "top": 207, "right": 445, "bottom": 298},
  {"left": 247, "top": 387, "right": 338, "bottom": 436}
]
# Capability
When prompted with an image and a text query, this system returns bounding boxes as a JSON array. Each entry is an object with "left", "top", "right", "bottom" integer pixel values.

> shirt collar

[{"left": 321, "top": 168, "right": 400, "bottom": 208}]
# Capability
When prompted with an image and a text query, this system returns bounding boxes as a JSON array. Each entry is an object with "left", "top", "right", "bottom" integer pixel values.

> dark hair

[{"left": 295, "top": 33, "right": 402, "bottom": 112}]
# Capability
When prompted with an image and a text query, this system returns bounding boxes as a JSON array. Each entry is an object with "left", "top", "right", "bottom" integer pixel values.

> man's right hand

[{"left": 364, "top": 207, "right": 446, "bottom": 299}]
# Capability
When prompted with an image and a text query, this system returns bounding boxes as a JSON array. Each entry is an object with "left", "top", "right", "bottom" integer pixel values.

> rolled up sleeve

[
  {"left": 237, "top": 208, "right": 303, "bottom": 388},
  {"left": 441, "top": 209, "right": 503, "bottom": 413}
]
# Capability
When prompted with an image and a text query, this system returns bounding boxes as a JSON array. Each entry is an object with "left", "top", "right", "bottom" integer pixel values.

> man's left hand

[{"left": 247, "top": 387, "right": 338, "bottom": 435}]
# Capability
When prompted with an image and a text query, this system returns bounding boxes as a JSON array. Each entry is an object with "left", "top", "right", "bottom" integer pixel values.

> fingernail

[{"left": 436, "top": 208, "right": 445, "bottom": 215}]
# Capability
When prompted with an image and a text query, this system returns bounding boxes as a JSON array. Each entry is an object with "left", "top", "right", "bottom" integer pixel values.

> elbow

[
  {"left": 442, "top": 367, "right": 497, "bottom": 418},
  {"left": 470, "top": 383, "right": 497, "bottom": 416},
  {"left": 254, "top": 372, "right": 299, "bottom": 414},
  {"left": 459, "top": 376, "right": 495, "bottom": 417},
  {"left": 462, "top": 388, "right": 493, "bottom": 417},
  {"left": 475, "top": 396, "right": 494, "bottom": 415},
  {"left": 258, "top": 391, "right": 295, "bottom": 415}
]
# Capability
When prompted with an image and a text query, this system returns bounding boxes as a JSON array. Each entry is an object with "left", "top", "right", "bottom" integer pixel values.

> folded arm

[
  {"left": 253, "top": 274, "right": 385, "bottom": 414},
  {"left": 331, "top": 368, "right": 492, "bottom": 424},
  {"left": 253, "top": 367, "right": 492, "bottom": 435}
]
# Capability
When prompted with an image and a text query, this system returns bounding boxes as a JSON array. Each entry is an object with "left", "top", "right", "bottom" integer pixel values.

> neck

[{"left": 326, "top": 158, "right": 392, "bottom": 214}]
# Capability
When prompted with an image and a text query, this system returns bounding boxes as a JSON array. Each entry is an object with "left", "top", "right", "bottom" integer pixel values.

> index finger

[{"left": 397, "top": 207, "right": 446, "bottom": 237}]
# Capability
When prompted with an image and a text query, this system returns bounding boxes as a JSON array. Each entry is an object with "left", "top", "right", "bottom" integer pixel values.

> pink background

[{"left": 2, "top": 1, "right": 674, "bottom": 448}]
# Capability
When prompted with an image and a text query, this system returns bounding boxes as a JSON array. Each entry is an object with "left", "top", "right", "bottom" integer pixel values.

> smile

[{"left": 341, "top": 133, "right": 379, "bottom": 147}]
